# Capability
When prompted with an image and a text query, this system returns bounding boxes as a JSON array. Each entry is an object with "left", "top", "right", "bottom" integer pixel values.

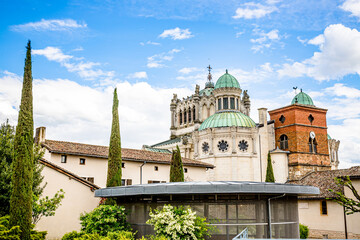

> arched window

[
  {"left": 230, "top": 97, "right": 235, "bottom": 109},
  {"left": 280, "top": 134, "right": 288, "bottom": 150},
  {"left": 218, "top": 98, "right": 222, "bottom": 110},
  {"left": 184, "top": 110, "right": 187, "bottom": 124},
  {"left": 179, "top": 111, "right": 182, "bottom": 125},
  {"left": 193, "top": 107, "right": 196, "bottom": 121},
  {"left": 188, "top": 108, "right": 191, "bottom": 122},
  {"left": 223, "top": 97, "right": 229, "bottom": 109},
  {"left": 309, "top": 137, "right": 317, "bottom": 153}
]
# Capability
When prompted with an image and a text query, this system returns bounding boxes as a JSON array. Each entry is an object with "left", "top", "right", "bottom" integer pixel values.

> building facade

[{"left": 150, "top": 68, "right": 340, "bottom": 182}]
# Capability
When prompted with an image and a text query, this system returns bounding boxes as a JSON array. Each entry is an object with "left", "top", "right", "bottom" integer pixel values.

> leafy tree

[
  {"left": 329, "top": 176, "right": 360, "bottom": 215},
  {"left": 80, "top": 205, "right": 130, "bottom": 236},
  {"left": 265, "top": 152, "right": 275, "bottom": 182},
  {"left": 169, "top": 146, "right": 184, "bottom": 182},
  {"left": 0, "top": 121, "right": 64, "bottom": 224},
  {"left": 32, "top": 189, "right": 65, "bottom": 224},
  {"left": 0, "top": 121, "right": 15, "bottom": 216},
  {"left": 10, "top": 40, "right": 34, "bottom": 240},
  {"left": 106, "top": 88, "right": 122, "bottom": 188},
  {"left": 0, "top": 215, "right": 46, "bottom": 240}
]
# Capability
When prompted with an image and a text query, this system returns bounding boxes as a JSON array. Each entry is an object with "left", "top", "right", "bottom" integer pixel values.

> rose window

[
  {"left": 217, "top": 140, "right": 228, "bottom": 152},
  {"left": 202, "top": 142, "right": 209, "bottom": 153},
  {"left": 238, "top": 140, "right": 248, "bottom": 152}
]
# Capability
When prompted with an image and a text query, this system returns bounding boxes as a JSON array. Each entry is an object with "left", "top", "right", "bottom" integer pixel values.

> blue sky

[{"left": 1, "top": 0, "right": 360, "bottom": 168}]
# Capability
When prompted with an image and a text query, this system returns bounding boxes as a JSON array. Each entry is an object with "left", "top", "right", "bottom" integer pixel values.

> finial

[
  {"left": 207, "top": 65, "right": 212, "bottom": 82},
  {"left": 226, "top": 69, "right": 228, "bottom": 74},
  {"left": 300, "top": 88, "right": 303, "bottom": 92}
]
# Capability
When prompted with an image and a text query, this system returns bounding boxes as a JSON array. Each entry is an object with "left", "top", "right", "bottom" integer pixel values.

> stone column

[
  {"left": 208, "top": 129, "right": 214, "bottom": 155},
  {"left": 231, "top": 130, "right": 236, "bottom": 154}
]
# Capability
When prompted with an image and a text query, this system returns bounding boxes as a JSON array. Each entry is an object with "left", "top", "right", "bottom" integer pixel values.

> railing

[{"left": 232, "top": 227, "right": 248, "bottom": 239}]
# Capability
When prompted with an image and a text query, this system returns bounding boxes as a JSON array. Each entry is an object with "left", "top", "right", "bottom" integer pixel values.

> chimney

[
  {"left": 35, "top": 127, "right": 46, "bottom": 144},
  {"left": 258, "top": 108, "right": 268, "bottom": 126}
]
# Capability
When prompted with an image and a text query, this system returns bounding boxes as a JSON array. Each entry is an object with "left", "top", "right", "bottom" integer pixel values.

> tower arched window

[
  {"left": 188, "top": 108, "right": 191, "bottom": 122},
  {"left": 230, "top": 97, "right": 235, "bottom": 109},
  {"left": 309, "top": 137, "right": 317, "bottom": 153},
  {"left": 184, "top": 110, "right": 187, "bottom": 124},
  {"left": 193, "top": 107, "right": 196, "bottom": 122},
  {"left": 218, "top": 98, "right": 222, "bottom": 110},
  {"left": 179, "top": 111, "right": 182, "bottom": 125},
  {"left": 280, "top": 134, "right": 288, "bottom": 150}
]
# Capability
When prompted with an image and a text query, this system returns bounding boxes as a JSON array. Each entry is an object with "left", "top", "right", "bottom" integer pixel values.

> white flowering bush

[{"left": 146, "top": 205, "right": 211, "bottom": 240}]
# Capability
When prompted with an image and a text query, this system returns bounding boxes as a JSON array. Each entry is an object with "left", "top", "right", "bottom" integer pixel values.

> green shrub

[
  {"left": 146, "top": 205, "right": 212, "bottom": 240},
  {"left": 299, "top": 223, "right": 309, "bottom": 239},
  {"left": 0, "top": 215, "right": 46, "bottom": 240},
  {"left": 61, "top": 231, "right": 84, "bottom": 240},
  {"left": 80, "top": 205, "right": 131, "bottom": 236},
  {"left": 62, "top": 231, "right": 135, "bottom": 240}
]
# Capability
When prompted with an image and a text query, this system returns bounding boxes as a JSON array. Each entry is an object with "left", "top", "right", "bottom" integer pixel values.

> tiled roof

[
  {"left": 294, "top": 166, "right": 360, "bottom": 199},
  {"left": 39, "top": 158, "right": 100, "bottom": 190},
  {"left": 42, "top": 139, "right": 214, "bottom": 168}
]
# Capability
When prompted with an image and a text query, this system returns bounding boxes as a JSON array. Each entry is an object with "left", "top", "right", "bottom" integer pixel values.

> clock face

[{"left": 310, "top": 131, "right": 316, "bottom": 139}]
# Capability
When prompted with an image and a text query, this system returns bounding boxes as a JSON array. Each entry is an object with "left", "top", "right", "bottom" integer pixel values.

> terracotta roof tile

[
  {"left": 293, "top": 166, "right": 360, "bottom": 199},
  {"left": 42, "top": 139, "right": 214, "bottom": 168}
]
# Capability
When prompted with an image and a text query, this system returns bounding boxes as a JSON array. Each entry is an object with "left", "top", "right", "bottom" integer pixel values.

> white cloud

[
  {"left": 340, "top": 0, "right": 360, "bottom": 19},
  {"left": 308, "top": 34, "right": 325, "bottom": 46},
  {"left": 0, "top": 71, "right": 192, "bottom": 148},
  {"left": 178, "top": 67, "right": 200, "bottom": 74},
  {"left": 278, "top": 24, "right": 360, "bottom": 81},
  {"left": 233, "top": 2, "right": 277, "bottom": 19},
  {"left": 32, "top": 47, "right": 72, "bottom": 62},
  {"left": 11, "top": 19, "right": 87, "bottom": 32},
  {"left": 127, "top": 71, "right": 148, "bottom": 79},
  {"left": 33, "top": 47, "right": 115, "bottom": 82},
  {"left": 250, "top": 28, "right": 284, "bottom": 52},
  {"left": 297, "top": 36, "right": 308, "bottom": 45},
  {"left": 147, "top": 49, "right": 181, "bottom": 68},
  {"left": 159, "top": 27, "right": 193, "bottom": 40}
]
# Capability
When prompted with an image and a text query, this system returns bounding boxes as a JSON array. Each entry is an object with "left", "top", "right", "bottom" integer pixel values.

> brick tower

[{"left": 268, "top": 90, "right": 331, "bottom": 181}]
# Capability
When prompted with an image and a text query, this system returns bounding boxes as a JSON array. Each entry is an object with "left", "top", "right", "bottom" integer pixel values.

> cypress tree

[
  {"left": 106, "top": 88, "right": 122, "bottom": 187},
  {"left": 170, "top": 146, "right": 184, "bottom": 182},
  {"left": 265, "top": 152, "right": 275, "bottom": 182},
  {"left": 10, "top": 40, "right": 34, "bottom": 240}
]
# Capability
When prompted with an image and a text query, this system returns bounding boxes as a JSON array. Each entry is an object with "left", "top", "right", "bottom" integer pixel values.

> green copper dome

[
  {"left": 199, "top": 111, "right": 256, "bottom": 131},
  {"left": 327, "top": 134, "right": 331, "bottom": 140},
  {"left": 291, "top": 91, "right": 314, "bottom": 106},
  {"left": 214, "top": 70, "right": 241, "bottom": 89}
]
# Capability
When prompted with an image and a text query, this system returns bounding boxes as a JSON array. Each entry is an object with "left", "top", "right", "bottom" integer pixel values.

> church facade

[{"left": 149, "top": 67, "right": 340, "bottom": 182}]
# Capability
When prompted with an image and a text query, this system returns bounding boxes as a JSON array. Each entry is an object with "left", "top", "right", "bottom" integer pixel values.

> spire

[
  {"left": 205, "top": 65, "right": 214, "bottom": 89},
  {"left": 207, "top": 65, "right": 212, "bottom": 81}
]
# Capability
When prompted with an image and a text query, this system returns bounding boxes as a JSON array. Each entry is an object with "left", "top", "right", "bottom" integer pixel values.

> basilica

[{"left": 148, "top": 67, "right": 340, "bottom": 182}]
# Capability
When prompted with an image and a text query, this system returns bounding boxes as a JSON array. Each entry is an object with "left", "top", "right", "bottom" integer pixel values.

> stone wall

[{"left": 309, "top": 229, "right": 360, "bottom": 239}]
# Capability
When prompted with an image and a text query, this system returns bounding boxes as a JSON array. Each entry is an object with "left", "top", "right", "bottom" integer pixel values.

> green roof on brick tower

[
  {"left": 291, "top": 90, "right": 314, "bottom": 106},
  {"left": 214, "top": 70, "right": 241, "bottom": 89}
]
